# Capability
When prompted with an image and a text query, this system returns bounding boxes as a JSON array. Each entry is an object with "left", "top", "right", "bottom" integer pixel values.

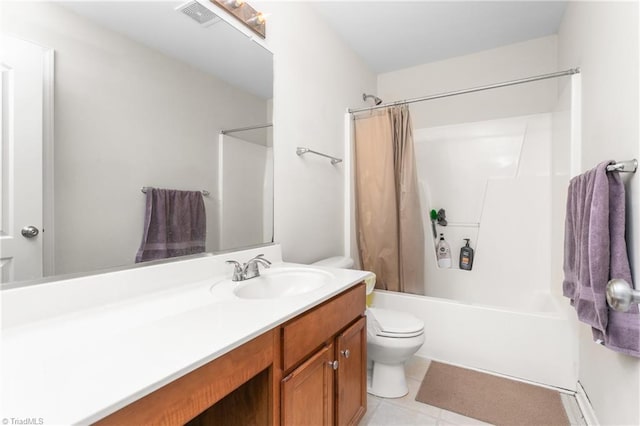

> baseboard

[{"left": 575, "top": 381, "right": 599, "bottom": 425}]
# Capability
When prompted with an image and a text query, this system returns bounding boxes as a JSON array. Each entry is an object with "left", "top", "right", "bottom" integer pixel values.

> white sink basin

[{"left": 231, "top": 267, "right": 334, "bottom": 299}]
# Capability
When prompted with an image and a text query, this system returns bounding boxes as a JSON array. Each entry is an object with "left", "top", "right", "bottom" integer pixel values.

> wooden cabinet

[
  {"left": 95, "top": 330, "right": 276, "bottom": 426},
  {"left": 336, "top": 316, "right": 366, "bottom": 425},
  {"left": 280, "top": 283, "right": 367, "bottom": 426},
  {"left": 282, "top": 343, "right": 335, "bottom": 425},
  {"left": 95, "top": 283, "right": 366, "bottom": 426}
]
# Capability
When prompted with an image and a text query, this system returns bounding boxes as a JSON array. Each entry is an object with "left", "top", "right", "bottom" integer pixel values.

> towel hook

[{"left": 606, "top": 279, "right": 640, "bottom": 312}]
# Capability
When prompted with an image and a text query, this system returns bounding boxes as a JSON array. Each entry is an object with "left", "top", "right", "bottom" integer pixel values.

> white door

[{"left": 0, "top": 36, "right": 49, "bottom": 284}]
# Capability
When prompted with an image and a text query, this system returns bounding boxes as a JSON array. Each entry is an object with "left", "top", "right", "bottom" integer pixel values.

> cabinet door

[
  {"left": 335, "top": 316, "right": 366, "bottom": 426},
  {"left": 281, "top": 343, "right": 334, "bottom": 426}
]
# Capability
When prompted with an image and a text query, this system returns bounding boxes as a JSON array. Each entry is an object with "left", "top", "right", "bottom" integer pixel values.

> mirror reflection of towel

[
  {"left": 135, "top": 188, "right": 206, "bottom": 263},
  {"left": 563, "top": 161, "right": 639, "bottom": 357}
]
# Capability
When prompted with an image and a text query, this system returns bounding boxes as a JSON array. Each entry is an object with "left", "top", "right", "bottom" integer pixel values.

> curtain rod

[
  {"left": 348, "top": 68, "right": 581, "bottom": 114},
  {"left": 220, "top": 123, "right": 273, "bottom": 135}
]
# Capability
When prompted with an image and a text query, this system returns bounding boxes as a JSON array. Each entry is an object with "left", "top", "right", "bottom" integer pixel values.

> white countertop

[{"left": 1, "top": 249, "right": 370, "bottom": 425}]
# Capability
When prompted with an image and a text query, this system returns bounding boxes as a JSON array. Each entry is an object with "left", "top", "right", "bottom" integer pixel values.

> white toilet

[
  {"left": 311, "top": 256, "right": 426, "bottom": 399},
  {"left": 365, "top": 307, "right": 424, "bottom": 398}
]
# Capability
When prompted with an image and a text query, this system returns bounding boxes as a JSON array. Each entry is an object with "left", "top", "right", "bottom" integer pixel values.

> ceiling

[
  {"left": 311, "top": 1, "right": 568, "bottom": 74},
  {"left": 58, "top": 1, "right": 567, "bottom": 96}
]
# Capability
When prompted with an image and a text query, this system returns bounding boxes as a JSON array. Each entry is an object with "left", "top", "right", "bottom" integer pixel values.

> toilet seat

[
  {"left": 311, "top": 256, "right": 354, "bottom": 268},
  {"left": 367, "top": 308, "right": 424, "bottom": 338}
]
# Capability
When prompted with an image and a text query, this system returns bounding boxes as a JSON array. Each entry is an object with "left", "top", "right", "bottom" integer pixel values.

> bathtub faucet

[{"left": 226, "top": 254, "right": 272, "bottom": 281}]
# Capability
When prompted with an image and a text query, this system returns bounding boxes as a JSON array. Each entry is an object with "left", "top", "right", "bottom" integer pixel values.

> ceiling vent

[{"left": 176, "top": 1, "right": 221, "bottom": 27}]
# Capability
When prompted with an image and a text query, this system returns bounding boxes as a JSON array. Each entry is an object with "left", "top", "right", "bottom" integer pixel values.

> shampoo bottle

[
  {"left": 436, "top": 234, "right": 452, "bottom": 268},
  {"left": 459, "top": 238, "right": 474, "bottom": 270}
]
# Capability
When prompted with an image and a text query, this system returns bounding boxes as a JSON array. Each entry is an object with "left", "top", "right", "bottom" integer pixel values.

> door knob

[
  {"left": 21, "top": 226, "right": 39, "bottom": 238},
  {"left": 341, "top": 349, "right": 351, "bottom": 358},
  {"left": 327, "top": 360, "right": 339, "bottom": 370}
]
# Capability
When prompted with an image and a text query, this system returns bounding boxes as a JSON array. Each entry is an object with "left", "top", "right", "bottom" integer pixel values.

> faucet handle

[
  {"left": 248, "top": 253, "right": 271, "bottom": 264},
  {"left": 225, "top": 260, "right": 244, "bottom": 281},
  {"left": 225, "top": 259, "right": 241, "bottom": 268},
  {"left": 244, "top": 255, "right": 271, "bottom": 279}
]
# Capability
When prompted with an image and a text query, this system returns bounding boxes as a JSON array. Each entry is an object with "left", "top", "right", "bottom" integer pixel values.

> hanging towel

[
  {"left": 563, "top": 161, "right": 639, "bottom": 357},
  {"left": 135, "top": 188, "right": 206, "bottom": 263}
]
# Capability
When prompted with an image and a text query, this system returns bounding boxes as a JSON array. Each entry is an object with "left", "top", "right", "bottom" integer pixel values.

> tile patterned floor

[{"left": 360, "top": 356, "right": 587, "bottom": 426}]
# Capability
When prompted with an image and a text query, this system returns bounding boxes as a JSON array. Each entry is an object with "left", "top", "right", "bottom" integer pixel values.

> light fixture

[
  {"left": 210, "top": 0, "right": 266, "bottom": 38},
  {"left": 247, "top": 12, "right": 266, "bottom": 26},
  {"left": 223, "top": 0, "right": 244, "bottom": 9}
]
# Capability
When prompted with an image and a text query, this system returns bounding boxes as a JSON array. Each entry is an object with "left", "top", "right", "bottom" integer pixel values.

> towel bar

[
  {"left": 606, "top": 279, "right": 640, "bottom": 312},
  {"left": 141, "top": 187, "right": 210, "bottom": 196},
  {"left": 606, "top": 159, "right": 637, "bottom": 173},
  {"left": 296, "top": 147, "right": 342, "bottom": 165}
]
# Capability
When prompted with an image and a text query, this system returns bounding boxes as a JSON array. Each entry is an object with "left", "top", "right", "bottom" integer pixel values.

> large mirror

[{"left": 0, "top": 0, "right": 273, "bottom": 286}]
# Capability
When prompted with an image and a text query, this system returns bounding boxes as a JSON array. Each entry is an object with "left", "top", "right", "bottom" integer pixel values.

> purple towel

[
  {"left": 135, "top": 188, "right": 206, "bottom": 263},
  {"left": 563, "top": 161, "right": 639, "bottom": 357}
]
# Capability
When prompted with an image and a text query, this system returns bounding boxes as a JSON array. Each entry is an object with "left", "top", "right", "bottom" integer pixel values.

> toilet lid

[{"left": 368, "top": 307, "right": 424, "bottom": 338}]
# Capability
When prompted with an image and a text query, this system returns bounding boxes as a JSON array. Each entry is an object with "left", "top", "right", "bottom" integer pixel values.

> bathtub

[{"left": 371, "top": 289, "right": 578, "bottom": 390}]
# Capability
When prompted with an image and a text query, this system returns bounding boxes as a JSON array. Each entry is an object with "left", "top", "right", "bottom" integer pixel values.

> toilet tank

[{"left": 312, "top": 256, "right": 354, "bottom": 269}]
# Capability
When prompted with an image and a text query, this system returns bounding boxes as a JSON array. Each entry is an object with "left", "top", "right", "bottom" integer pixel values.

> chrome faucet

[{"left": 225, "top": 254, "right": 272, "bottom": 281}]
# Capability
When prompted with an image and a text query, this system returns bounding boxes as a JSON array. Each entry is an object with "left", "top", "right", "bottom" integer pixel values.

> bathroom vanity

[
  {"left": 96, "top": 283, "right": 366, "bottom": 426},
  {"left": 280, "top": 283, "right": 366, "bottom": 426},
  {"left": 1, "top": 245, "right": 369, "bottom": 425}
]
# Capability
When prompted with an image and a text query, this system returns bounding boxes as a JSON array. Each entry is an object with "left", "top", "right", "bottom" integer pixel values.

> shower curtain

[{"left": 353, "top": 105, "right": 425, "bottom": 295}]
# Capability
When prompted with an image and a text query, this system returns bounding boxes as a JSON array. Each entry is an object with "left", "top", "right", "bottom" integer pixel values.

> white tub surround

[
  {"left": 414, "top": 113, "right": 553, "bottom": 306},
  {"left": 0, "top": 245, "right": 371, "bottom": 425},
  {"left": 371, "top": 290, "right": 578, "bottom": 390}
]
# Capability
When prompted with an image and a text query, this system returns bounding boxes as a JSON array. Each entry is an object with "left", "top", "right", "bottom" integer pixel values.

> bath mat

[{"left": 415, "top": 362, "right": 569, "bottom": 426}]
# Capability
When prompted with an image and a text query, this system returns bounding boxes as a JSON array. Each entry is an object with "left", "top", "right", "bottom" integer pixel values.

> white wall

[
  {"left": 558, "top": 2, "right": 640, "bottom": 425},
  {"left": 1, "top": 2, "right": 268, "bottom": 275},
  {"left": 218, "top": 135, "right": 268, "bottom": 251},
  {"left": 263, "top": 146, "right": 274, "bottom": 243},
  {"left": 551, "top": 78, "right": 574, "bottom": 296},
  {"left": 378, "top": 36, "right": 559, "bottom": 129},
  {"left": 259, "top": 1, "right": 376, "bottom": 263}
]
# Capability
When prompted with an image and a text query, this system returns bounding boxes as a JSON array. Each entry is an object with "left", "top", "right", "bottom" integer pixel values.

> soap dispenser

[
  {"left": 436, "top": 234, "right": 452, "bottom": 268},
  {"left": 459, "top": 238, "right": 474, "bottom": 271}
]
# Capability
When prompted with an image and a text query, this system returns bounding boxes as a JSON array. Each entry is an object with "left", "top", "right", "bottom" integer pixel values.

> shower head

[{"left": 362, "top": 93, "right": 383, "bottom": 106}]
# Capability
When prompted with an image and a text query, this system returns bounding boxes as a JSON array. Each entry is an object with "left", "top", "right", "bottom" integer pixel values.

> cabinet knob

[
  {"left": 327, "top": 360, "right": 339, "bottom": 370},
  {"left": 341, "top": 349, "right": 351, "bottom": 358}
]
